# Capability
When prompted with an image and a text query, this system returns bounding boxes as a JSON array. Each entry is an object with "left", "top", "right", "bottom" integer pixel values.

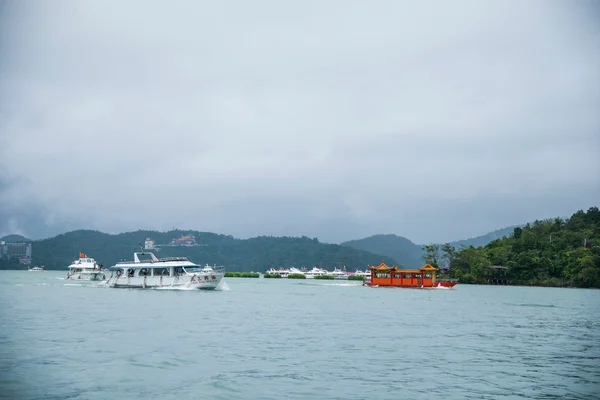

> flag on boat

[{"left": 79, "top": 252, "right": 86, "bottom": 258}]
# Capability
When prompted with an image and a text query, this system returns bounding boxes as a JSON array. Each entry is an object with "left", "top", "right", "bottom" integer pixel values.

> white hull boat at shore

[{"left": 104, "top": 251, "right": 225, "bottom": 290}]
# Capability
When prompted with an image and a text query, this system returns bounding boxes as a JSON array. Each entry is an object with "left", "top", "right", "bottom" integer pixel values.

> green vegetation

[
  {"left": 440, "top": 207, "right": 600, "bottom": 288},
  {"left": 314, "top": 275, "right": 334, "bottom": 280},
  {"left": 224, "top": 272, "right": 259, "bottom": 278},
  {"left": 0, "top": 257, "right": 27, "bottom": 270},
  {"left": 287, "top": 273, "right": 306, "bottom": 279},
  {"left": 263, "top": 273, "right": 282, "bottom": 278},
  {"left": 2, "top": 229, "right": 396, "bottom": 271},
  {"left": 347, "top": 275, "right": 365, "bottom": 281}
]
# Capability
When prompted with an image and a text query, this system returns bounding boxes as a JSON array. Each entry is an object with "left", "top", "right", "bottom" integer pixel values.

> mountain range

[
  {"left": 340, "top": 225, "right": 520, "bottom": 268},
  {"left": 1, "top": 225, "right": 520, "bottom": 271}
]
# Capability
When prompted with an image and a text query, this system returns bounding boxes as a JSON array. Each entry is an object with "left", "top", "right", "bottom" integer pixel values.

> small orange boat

[{"left": 364, "top": 262, "right": 457, "bottom": 288}]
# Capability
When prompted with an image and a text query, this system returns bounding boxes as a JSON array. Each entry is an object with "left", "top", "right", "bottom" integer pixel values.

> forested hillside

[
  {"left": 0, "top": 229, "right": 397, "bottom": 272},
  {"left": 340, "top": 226, "right": 520, "bottom": 268},
  {"left": 421, "top": 207, "right": 600, "bottom": 288}
]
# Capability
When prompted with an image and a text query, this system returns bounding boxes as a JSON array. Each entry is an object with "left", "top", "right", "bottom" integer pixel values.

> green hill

[
  {"left": 449, "top": 226, "right": 521, "bottom": 249},
  {"left": 0, "top": 234, "right": 31, "bottom": 243},
  {"left": 340, "top": 227, "right": 521, "bottom": 268},
  {"left": 8, "top": 229, "right": 397, "bottom": 272},
  {"left": 448, "top": 207, "right": 600, "bottom": 288},
  {"left": 340, "top": 234, "right": 421, "bottom": 268}
]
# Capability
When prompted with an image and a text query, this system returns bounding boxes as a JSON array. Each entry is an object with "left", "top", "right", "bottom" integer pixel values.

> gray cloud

[{"left": 1, "top": 0, "right": 599, "bottom": 243}]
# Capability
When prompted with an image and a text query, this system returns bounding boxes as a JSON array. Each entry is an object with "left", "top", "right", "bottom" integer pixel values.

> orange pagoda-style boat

[{"left": 364, "top": 262, "right": 457, "bottom": 288}]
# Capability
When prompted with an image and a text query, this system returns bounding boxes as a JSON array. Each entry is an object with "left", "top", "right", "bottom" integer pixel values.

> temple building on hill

[{"left": 168, "top": 235, "right": 197, "bottom": 246}]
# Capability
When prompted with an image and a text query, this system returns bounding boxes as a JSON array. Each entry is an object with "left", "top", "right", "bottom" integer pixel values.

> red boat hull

[
  {"left": 435, "top": 281, "right": 457, "bottom": 288},
  {"left": 364, "top": 281, "right": 457, "bottom": 289}
]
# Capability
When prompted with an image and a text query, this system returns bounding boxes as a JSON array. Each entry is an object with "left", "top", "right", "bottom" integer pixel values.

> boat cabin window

[
  {"left": 404, "top": 274, "right": 412, "bottom": 279},
  {"left": 183, "top": 266, "right": 203, "bottom": 273},
  {"left": 139, "top": 268, "right": 149, "bottom": 276},
  {"left": 375, "top": 272, "right": 390, "bottom": 278},
  {"left": 152, "top": 268, "right": 170, "bottom": 276},
  {"left": 393, "top": 273, "right": 401, "bottom": 279},
  {"left": 424, "top": 273, "right": 432, "bottom": 278},
  {"left": 173, "top": 267, "right": 185, "bottom": 276}
]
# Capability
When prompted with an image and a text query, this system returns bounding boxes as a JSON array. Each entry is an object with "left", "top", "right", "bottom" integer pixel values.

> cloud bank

[{"left": 1, "top": 0, "right": 599, "bottom": 243}]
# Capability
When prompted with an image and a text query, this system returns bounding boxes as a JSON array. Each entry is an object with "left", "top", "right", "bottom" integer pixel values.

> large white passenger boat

[
  {"left": 66, "top": 253, "right": 105, "bottom": 281},
  {"left": 104, "top": 251, "right": 225, "bottom": 290}
]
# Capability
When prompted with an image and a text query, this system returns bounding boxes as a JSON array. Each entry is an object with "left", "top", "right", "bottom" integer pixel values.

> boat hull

[
  {"left": 104, "top": 274, "right": 224, "bottom": 290},
  {"left": 364, "top": 281, "right": 457, "bottom": 289},
  {"left": 67, "top": 271, "right": 106, "bottom": 281}
]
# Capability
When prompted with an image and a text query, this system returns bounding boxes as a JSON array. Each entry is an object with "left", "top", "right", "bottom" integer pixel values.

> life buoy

[{"left": 116, "top": 269, "right": 122, "bottom": 277}]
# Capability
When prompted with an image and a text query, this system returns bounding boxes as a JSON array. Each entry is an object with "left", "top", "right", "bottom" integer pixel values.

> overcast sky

[{"left": 0, "top": 0, "right": 598, "bottom": 244}]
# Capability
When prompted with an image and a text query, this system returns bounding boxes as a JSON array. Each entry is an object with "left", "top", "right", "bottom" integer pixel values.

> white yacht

[
  {"left": 66, "top": 253, "right": 105, "bottom": 281},
  {"left": 28, "top": 266, "right": 44, "bottom": 272},
  {"left": 288, "top": 267, "right": 305, "bottom": 277},
  {"left": 353, "top": 269, "right": 371, "bottom": 278},
  {"left": 104, "top": 251, "right": 225, "bottom": 290},
  {"left": 304, "top": 267, "right": 328, "bottom": 279},
  {"left": 266, "top": 268, "right": 290, "bottom": 278},
  {"left": 330, "top": 267, "right": 348, "bottom": 280}
]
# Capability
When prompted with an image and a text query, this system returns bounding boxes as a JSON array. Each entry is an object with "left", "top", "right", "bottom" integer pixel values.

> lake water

[{"left": 0, "top": 271, "right": 599, "bottom": 399}]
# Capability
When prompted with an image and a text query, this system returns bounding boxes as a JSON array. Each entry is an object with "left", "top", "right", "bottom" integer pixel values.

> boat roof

[
  {"left": 368, "top": 262, "right": 439, "bottom": 272},
  {"left": 110, "top": 252, "right": 200, "bottom": 270},
  {"left": 69, "top": 257, "right": 97, "bottom": 267}
]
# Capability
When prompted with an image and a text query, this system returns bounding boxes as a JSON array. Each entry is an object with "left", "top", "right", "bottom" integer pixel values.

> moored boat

[
  {"left": 104, "top": 251, "right": 225, "bottom": 290},
  {"left": 266, "top": 268, "right": 290, "bottom": 278},
  {"left": 304, "top": 267, "right": 328, "bottom": 279},
  {"left": 364, "top": 262, "right": 458, "bottom": 288},
  {"left": 330, "top": 267, "right": 348, "bottom": 280},
  {"left": 66, "top": 252, "right": 105, "bottom": 281}
]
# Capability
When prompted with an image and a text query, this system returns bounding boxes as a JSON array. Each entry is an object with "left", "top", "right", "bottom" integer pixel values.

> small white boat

[
  {"left": 353, "top": 269, "right": 371, "bottom": 278},
  {"left": 28, "top": 266, "right": 44, "bottom": 272},
  {"left": 288, "top": 267, "right": 305, "bottom": 277},
  {"left": 266, "top": 268, "right": 290, "bottom": 278},
  {"left": 104, "top": 251, "right": 225, "bottom": 290},
  {"left": 330, "top": 267, "right": 348, "bottom": 280},
  {"left": 304, "top": 267, "right": 328, "bottom": 279},
  {"left": 66, "top": 253, "right": 105, "bottom": 281}
]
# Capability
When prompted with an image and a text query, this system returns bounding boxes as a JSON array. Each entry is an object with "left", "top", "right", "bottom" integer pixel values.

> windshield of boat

[{"left": 183, "top": 266, "right": 203, "bottom": 273}]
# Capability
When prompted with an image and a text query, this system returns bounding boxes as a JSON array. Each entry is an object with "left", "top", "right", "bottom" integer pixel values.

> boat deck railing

[{"left": 117, "top": 256, "right": 190, "bottom": 264}]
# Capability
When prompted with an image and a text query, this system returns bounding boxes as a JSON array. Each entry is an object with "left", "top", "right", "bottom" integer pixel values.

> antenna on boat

[{"left": 138, "top": 243, "right": 144, "bottom": 253}]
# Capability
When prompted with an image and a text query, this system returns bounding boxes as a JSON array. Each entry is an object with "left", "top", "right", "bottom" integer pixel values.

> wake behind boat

[{"left": 104, "top": 251, "right": 225, "bottom": 290}]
